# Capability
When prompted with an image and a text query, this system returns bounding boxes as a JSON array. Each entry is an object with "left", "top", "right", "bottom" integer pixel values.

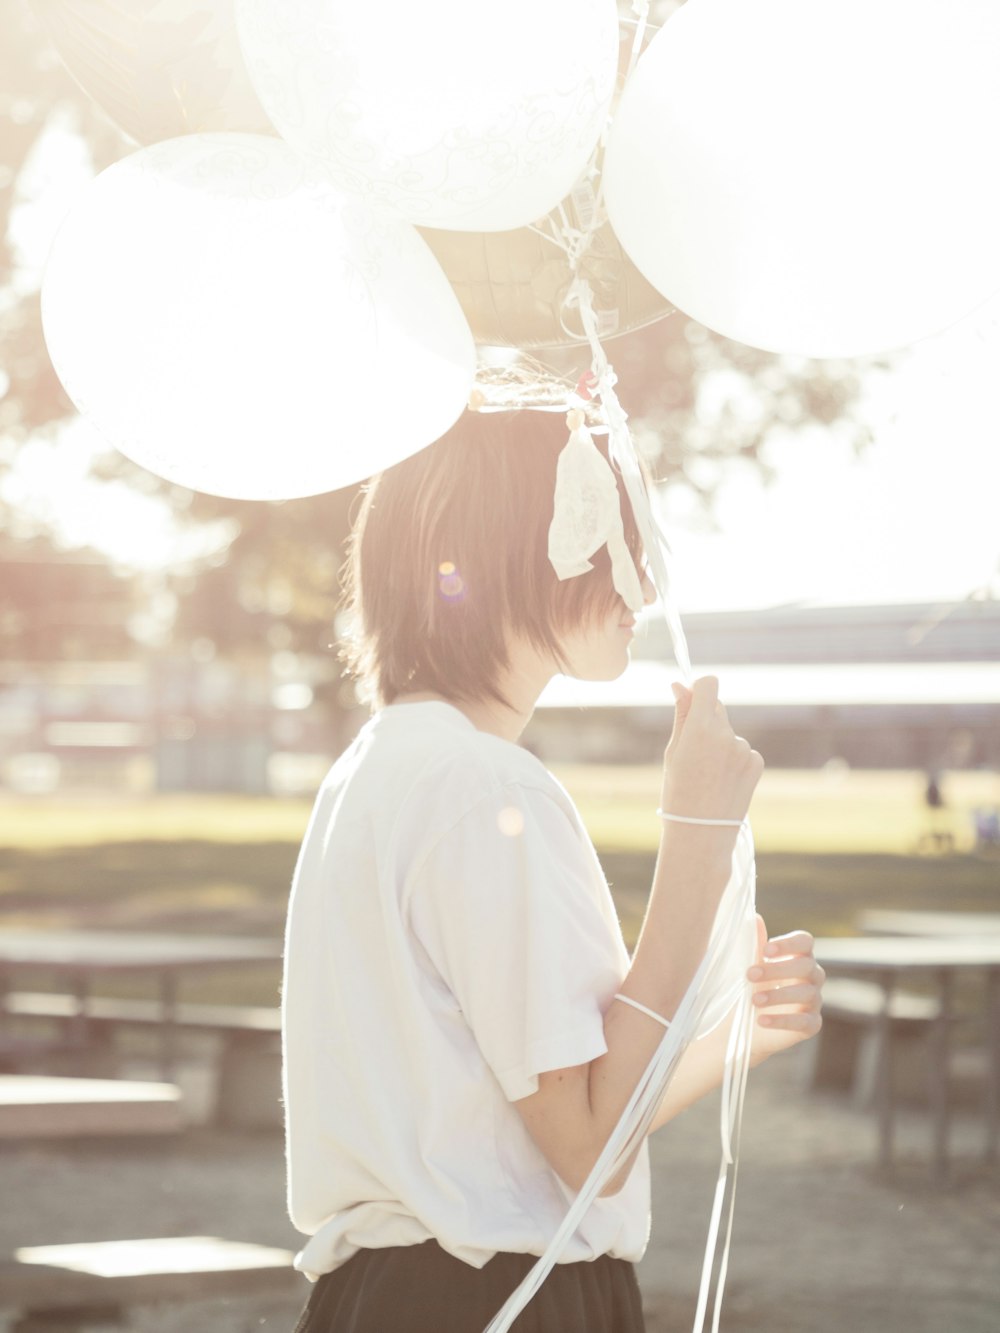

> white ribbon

[
  {"left": 482, "top": 5, "right": 761, "bottom": 1324},
  {"left": 484, "top": 827, "right": 757, "bottom": 1333},
  {"left": 548, "top": 422, "right": 645, "bottom": 614},
  {"left": 568, "top": 279, "right": 692, "bottom": 685},
  {"left": 534, "top": 287, "right": 756, "bottom": 1333},
  {"left": 483, "top": 5, "right": 760, "bottom": 1318}
]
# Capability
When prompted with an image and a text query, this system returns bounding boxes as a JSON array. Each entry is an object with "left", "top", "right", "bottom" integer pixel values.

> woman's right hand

[{"left": 660, "top": 675, "right": 764, "bottom": 824}]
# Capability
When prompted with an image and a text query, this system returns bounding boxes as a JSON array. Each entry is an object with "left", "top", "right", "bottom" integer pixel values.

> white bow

[{"left": 547, "top": 422, "right": 645, "bottom": 614}]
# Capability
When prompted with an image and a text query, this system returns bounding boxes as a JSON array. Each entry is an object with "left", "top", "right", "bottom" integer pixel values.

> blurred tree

[
  {"left": 153, "top": 483, "right": 360, "bottom": 663},
  {"left": 0, "top": 1, "right": 360, "bottom": 682},
  {"left": 0, "top": 4, "right": 128, "bottom": 443},
  {"left": 0, "top": 0, "right": 889, "bottom": 703},
  {"left": 0, "top": 529, "right": 139, "bottom": 660}
]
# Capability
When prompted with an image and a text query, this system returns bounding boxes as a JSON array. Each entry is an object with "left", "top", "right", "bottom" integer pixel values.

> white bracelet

[
  {"left": 613, "top": 993, "right": 672, "bottom": 1028},
  {"left": 656, "top": 808, "right": 747, "bottom": 828}
]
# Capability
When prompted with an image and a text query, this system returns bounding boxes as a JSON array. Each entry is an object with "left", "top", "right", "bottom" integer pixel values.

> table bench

[
  {"left": 0, "top": 1075, "right": 185, "bottom": 1139},
  {"left": 0, "top": 992, "right": 281, "bottom": 1129},
  {"left": 814, "top": 935, "right": 1000, "bottom": 1181},
  {"left": 808, "top": 977, "right": 944, "bottom": 1107},
  {"left": 0, "top": 929, "right": 282, "bottom": 1086},
  {"left": 0, "top": 1236, "right": 303, "bottom": 1332}
]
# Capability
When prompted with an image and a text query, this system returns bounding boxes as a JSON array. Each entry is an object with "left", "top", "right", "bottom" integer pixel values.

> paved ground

[
  {"left": 638, "top": 1043, "right": 1000, "bottom": 1333},
  {"left": 2, "top": 1043, "right": 997, "bottom": 1331}
]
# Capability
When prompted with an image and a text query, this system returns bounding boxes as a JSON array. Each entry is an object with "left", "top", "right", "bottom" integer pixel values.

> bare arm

[
  {"left": 516, "top": 915, "right": 825, "bottom": 1194},
  {"left": 646, "top": 923, "right": 825, "bottom": 1133},
  {"left": 514, "top": 676, "right": 762, "bottom": 1194}
]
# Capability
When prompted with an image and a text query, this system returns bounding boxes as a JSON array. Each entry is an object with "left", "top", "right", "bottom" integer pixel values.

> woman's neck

[
  {"left": 387, "top": 690, "right": 531, "bottom": 744},
  {"left": 391, "top": 645, "right": 554, "bottom": 744}
]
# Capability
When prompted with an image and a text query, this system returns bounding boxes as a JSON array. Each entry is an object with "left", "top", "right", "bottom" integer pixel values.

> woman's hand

[
  {"left": 747, "top": 915, "right": 825, "bottom": 1061},
  {"left": 662, "top": 676, "right": 764, "bottom": 824}
]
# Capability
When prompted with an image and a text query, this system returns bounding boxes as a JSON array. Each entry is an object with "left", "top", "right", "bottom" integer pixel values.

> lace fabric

[{"left": 547, "top": 423, "right": 645, "bottom": 613}]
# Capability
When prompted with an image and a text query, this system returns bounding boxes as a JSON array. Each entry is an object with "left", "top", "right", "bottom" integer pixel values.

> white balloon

[
  {"left": 234, "top": 0, "right": 620, "bottom": 232},
  {"left": 605, "top": 0, "right": 1000, "bottom": 357},
  {"left": 41, "top": 133, "right": 476, "bottom": 500}
]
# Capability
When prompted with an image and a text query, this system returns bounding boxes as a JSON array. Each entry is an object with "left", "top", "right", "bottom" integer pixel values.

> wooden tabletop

[
  {"left": 859, "top": 909, "right": 1000, "bottom": 938},
  {"left": 0, "top": 930, "right": 281, "bottom": 974},
  {"left": 0, "top": 1075, "right": 185, "bottom": 1138},
  {"left": 815, "top": 934, "right": 1000, "bottom": 971},
  {"left": 1, "top": 1236, "right": 301, "bottom": 1308}
]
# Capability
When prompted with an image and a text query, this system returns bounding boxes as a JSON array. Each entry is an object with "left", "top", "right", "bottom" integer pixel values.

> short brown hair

[{"left": 338, "top": 409, "right": 644, "bottom": 710}]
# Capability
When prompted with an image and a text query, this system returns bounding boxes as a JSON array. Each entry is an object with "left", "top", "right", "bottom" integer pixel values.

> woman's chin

[
  {"left": 589, "top": 656, "right": 631, "bottom": 683},
  {"left": 563, "top": 642, "right": 633, "bottom": 684}
]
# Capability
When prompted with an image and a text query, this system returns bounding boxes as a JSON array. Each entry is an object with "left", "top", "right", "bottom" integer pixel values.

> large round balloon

[
  {"left": 419, "top": 214, "right": 673, "bottom": 349},
  {"left": 605, "top": 0, "right": 1000, "bottom": 358},
  {"left": 41, "top": 133, "right": 476, "bottom": 500},
  {"left": 234, "top": 0, "right": 620, "bottom": 232},
  {"left": 33, "top": 1, "right": 275, "bottom": 144}
]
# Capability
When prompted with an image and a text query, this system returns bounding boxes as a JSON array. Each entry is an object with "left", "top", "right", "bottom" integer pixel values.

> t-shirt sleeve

[{"left": 405, "top": 780, "right": 627, "bottom": 1102}]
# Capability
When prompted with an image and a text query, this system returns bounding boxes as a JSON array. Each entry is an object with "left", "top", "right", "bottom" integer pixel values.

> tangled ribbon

[
  {"left": 483, "top": 6, "right": 760, "bottom": 1331},
  {"left": 547, "top": 415, "right": 645, "bottom": 614}
]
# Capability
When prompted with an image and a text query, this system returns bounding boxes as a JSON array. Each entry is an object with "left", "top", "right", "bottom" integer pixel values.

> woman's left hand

[{"left": 746, "top": 914, "right": 825, "bottom": 1060}]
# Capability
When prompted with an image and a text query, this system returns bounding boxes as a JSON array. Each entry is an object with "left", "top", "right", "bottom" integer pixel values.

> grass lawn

[
  {"left": 550, "top": 764, "right": 1000, "bottom": 856},
  {"left": 0, "top": 767, "right": 996, "bottom": 1004}
]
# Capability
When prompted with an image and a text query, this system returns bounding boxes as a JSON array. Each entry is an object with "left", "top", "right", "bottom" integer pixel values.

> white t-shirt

[{"left": 281, "top": 699, "right": 652, "bottom": 1281}]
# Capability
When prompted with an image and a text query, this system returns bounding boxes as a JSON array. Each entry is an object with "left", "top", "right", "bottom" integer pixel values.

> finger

[
  {"left": 762, "top": 930, "right": 815, "bottom": 959},
  {"left": 754, "top": 913, "right": 768, "bottom": 965},
  {"left": 689, "top": 675, "right": 719, "bottom": 713},
  {"left": 757, "top": 1011, "right": 823, "bottom": 1033},
  {"left": 666, "top": 682, "right": 693, "bottom": 750},
  {"left": 749, "top": 957, "right": 825, "bottom": 984},
  {"left": 752, "top": 982, "right": 823, "bottom": 1008},
  {"left": 692, "top": 674, "right": 719, "bottom": 702}
]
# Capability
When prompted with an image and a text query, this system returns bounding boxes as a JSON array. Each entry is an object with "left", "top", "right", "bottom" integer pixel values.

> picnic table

[
  {"left": 859, "top": 909, "right": 1000, "bottom": 938},
  {"left": 0, "top": 930, "right": 282, "bottom": 1081},
  {"left": 0, "top": 1074, "right": 184, "bottom": 1138},
  {"left": 1, "top": 1236, "right": 302, "bottom": 1329},
  {"left": 814, "top": 934, "right": 1000, "bottom": 1182}
]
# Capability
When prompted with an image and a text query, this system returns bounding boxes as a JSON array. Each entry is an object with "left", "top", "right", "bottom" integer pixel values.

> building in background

[
  {"left": 527, "top": 599, "right": 1000, "bottom": 769},
  {"left": 1, "top": 599, "right": 997, "bottom": 794},
  {"left": 0, "top": 652, "right": 348, "bottom": 796}
]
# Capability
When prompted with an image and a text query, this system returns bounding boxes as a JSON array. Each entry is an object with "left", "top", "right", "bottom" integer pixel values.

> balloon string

[
  {"left": 600, "top": 0, "right": 651, "bottom": 153},
  {"left": 625, "top": 3, "right": 651, "bottom": 107},
  {"left": 523, "top": 35, "right": 692, "bottom": 679},
  {"left": 481, "top": 825, "right": 758, "bottom": 1333},
  {"left": 525, "top": 1, "right": 651, "bottom": 283},
  {"left": 711, "top": 998, "right": 755, "bottom": 1333},
  {"left": 572, "top": 276, "right": 693, "bottom": 683},
  {"left": 484, "top": 14, "right": 755, "bottom": 1328},
  {"left": 593, "top": 1, "right": 649, "bottom": 216},
  {"left": 525, "top": 212, "right": 693, "bottom": 668},
  {"left": 515, "top": 94, "right": 759, "bottom": 1333}
]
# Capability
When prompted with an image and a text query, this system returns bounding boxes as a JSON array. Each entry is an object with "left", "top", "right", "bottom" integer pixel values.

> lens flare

[
  {"left": 497, "top": 806, "right": 525, "bottom": 837},
  {"left": 438, "top": 560, "right": 465, "bottom": 601}
]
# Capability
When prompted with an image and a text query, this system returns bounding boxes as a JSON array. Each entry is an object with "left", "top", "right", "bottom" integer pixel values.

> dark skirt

[{"left": 291, "top": 1238, "right": 646, "bottom": 1333}]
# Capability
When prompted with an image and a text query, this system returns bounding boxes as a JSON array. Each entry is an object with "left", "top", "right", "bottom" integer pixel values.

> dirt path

[{"left": 2, "top": 1044, "right": 997, "bottom": 1331}]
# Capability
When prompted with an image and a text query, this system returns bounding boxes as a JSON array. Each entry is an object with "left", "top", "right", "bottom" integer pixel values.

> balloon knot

[{"left": 575, "top": 371, "right": 598, "bottom": 401}]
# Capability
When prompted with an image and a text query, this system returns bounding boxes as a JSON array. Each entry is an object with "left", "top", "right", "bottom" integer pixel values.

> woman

[{"left": 283, "top": 405, "right": 825, "bottom": 1332}]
